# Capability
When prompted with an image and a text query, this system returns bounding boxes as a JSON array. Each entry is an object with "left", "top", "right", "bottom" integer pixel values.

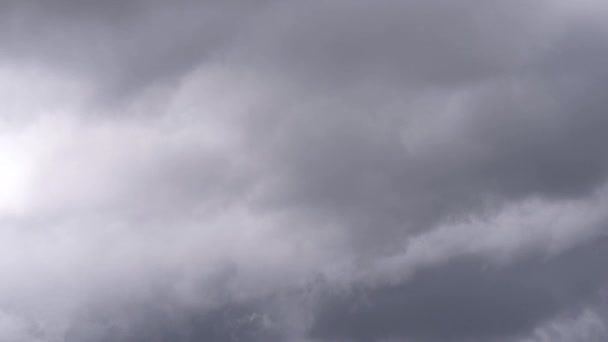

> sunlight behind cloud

[{"left": 0, "top": 131, "right": 34, "bottom": 216}]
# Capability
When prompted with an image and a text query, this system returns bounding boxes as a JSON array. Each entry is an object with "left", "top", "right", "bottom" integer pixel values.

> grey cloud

[
  {"left": 1, "top": 0, "right": 608, "bottom": 341},
  {"left": 239, "top": 4, "right": 608, "bottom": 250},
  {"left": 311, "top": 236, "right": 608, "bottom": 342},
  {"left": 0, "top": 0, "right": 272, "bottom": 102},
  {"left": 223, "top": 0, "right": 557, "bottom": 98},
  {"left": 67, "top": 293, "right": 282, "bottom": 342}
]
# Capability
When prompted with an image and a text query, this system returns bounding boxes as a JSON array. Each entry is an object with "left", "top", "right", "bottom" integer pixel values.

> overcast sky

[{"left": 1, "top": 0, "right": 608, "bottom": 341}]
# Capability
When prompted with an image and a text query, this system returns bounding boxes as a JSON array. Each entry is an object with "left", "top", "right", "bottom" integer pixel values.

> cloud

[{"left": 0, "top": 0, "right": 608, "bottom": 341}]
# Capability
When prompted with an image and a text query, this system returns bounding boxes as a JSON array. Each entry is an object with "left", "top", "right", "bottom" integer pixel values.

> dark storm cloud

[
  {"left": 311, "top": 236, "right": 608, "bottom": 342},
  {"left": 1, "top": 0, "right": 608, "bottom": 341},
  {"left": 67, "top": 295, "right": 282, "bottom": 342},
  {"left": 0, "top": 0, "right": 273, "bottom": 101},
  {"left": 248, "top": 62, "right": 608, "bottom": 251},
  {"left": 234, "top": 0, "right": 550, "bottom": 87}
]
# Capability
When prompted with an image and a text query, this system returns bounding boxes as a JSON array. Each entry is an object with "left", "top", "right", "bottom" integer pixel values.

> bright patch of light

[{"left": 0, "top": 132, "right": 32, "bottom": 216}]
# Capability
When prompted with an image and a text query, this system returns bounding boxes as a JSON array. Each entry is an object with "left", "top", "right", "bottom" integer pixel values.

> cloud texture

[{"left": 1, "top": 0, "right": 608, "bottom": 341}]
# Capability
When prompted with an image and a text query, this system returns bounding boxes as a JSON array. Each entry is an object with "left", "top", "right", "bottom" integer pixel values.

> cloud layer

[{"left": 1, "top": 1, "right": 608, "bottom": 341}]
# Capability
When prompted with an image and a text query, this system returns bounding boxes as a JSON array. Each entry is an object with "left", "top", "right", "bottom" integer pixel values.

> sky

[{"left": 1, "top": 0, "right": 608, "bottom": 341}]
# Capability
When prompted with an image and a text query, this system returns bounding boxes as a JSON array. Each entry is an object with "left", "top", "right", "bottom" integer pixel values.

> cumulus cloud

[{"left": 1, "top": 0, "right": 608, "bottom": 341}]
